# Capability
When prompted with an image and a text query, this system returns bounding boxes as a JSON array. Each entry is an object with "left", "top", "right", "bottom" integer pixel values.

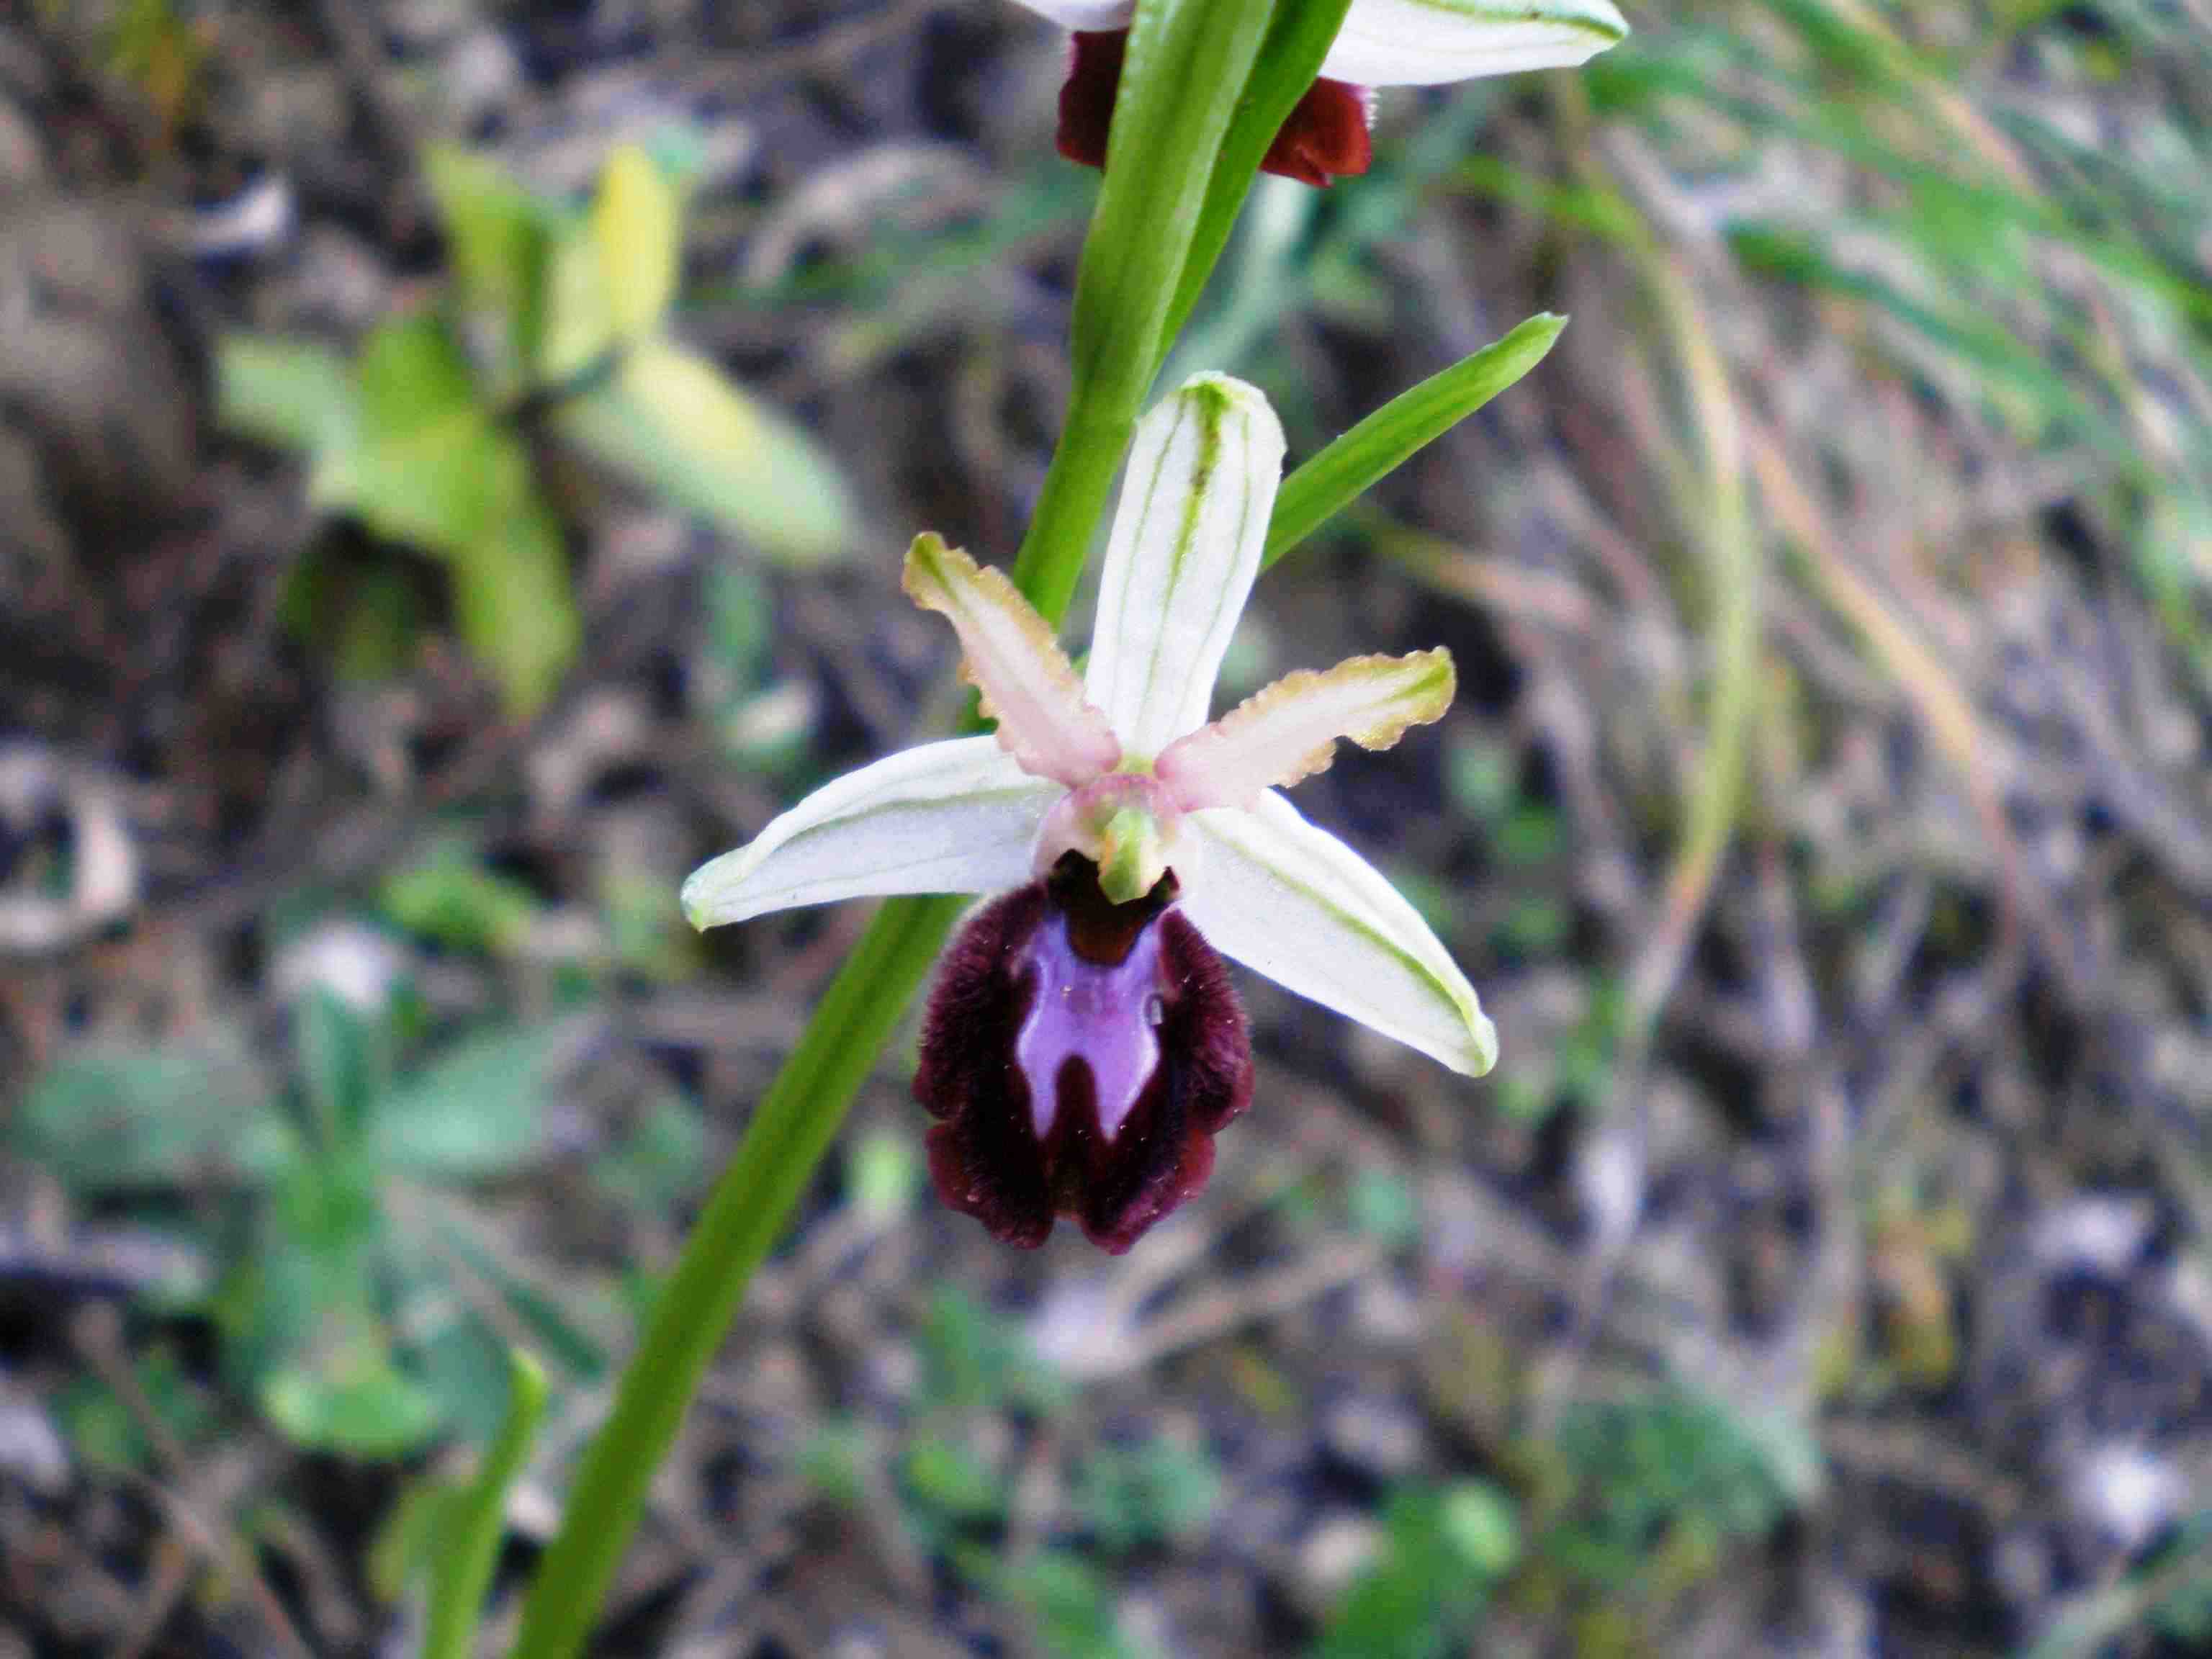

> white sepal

[
  {"left": 903, "top": 534, "right": 1122, "bottom": 787},
  {"left": 1318, "top": 0, "right": 1628, "bottom": 86},
  {"left": 1177, "top": 791, "right": 1496, "bottom": 1075},
  {"left": 1085, "top": 373, "right": 1285, "bottom": 760},
  {"left": 680, "top": 737, "right": 1061, "bottom": 928}
]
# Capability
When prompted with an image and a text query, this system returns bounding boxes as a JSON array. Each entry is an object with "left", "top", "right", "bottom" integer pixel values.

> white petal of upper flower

[
  {"left": 904, "top": 534, "right": 1122, "bottom": 788},
  {"left": 1154, "top": 648, "right": 1455, "bottom": 811},
  {"left": 1002, "top": 0, "right": 1136, "bottom": 29},
  {"left": 681, "top": 737, "right": 1061, "bottom": 927},
  {"left": 1177, "top": 791, "right": 1496, "bottom": 1075},
  {"left": 1086, "top": 373, "right": 1285, "bottom": 760},
  {"left": 1318, "top": 0, "right": 1628, "bottom": 86}
]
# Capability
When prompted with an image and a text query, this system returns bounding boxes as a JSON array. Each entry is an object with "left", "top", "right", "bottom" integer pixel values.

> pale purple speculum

[
  {"left": 914, "top": 853, "right": 1254, "bottom": 1254},
  {"left": 1015, "top": 909, "right": 1164, "bottom": 1141}
]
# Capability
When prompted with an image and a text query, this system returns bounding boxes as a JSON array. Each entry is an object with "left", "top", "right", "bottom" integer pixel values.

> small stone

[
  {"left": 0, "top": 1375, "right": 68, "bottom": 1495},
  {"left": 1287, "top": 1511, "right": 1382, "bottom": 1621},
  {"left": 1991, "top": 1532, "right": 2049, "bottom": 1605},
  {"left": 267, "top": 227, "right": 391, "bottom": 333},
  {"left": 1576, "top": 1126, "right": 1642, "bottom": 1251},
  {"left": 863, "top": 1339, "right": 920, "bottom": 1406},
  {"left": 2033, "top": 1196, "right": 2153, "bottom": 1280},
  {"left": 1349, "top": 1277, "right": 1421, "bottom": 1348},
  {"left": 273, "top": 920, "right": 407, "bottom": 1013},
  {"left": 2075, "top": 1442, "right": 2183, "bottom": 1553},
  {"left": 441, "top": 28, "right": 522, "bottom": 130},
  {"left": 1321, "top": 1395, "right": 1425, "bottom": 1484}
]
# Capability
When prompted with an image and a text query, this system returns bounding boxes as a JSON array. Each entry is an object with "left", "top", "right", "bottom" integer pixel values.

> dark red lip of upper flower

[
  {"left": 914, "top": 853, "right": 1254, "bottom": 1254},
  {"left": 1056, "top": 29, "right": 1374, "bottom": 188}
]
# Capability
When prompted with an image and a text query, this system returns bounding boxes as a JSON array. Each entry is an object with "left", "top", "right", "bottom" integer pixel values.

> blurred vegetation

[{"left": 220, "top": 141, "right": 855, "bottom": 713}]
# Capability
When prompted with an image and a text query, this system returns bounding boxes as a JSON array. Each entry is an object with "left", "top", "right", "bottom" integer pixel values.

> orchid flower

[
  {"left": 1022, "top": 0, "right": 1629, "bottom": 185},
  {"left": 683, "top": 374, "right": 1494, "bottom": 1253}
]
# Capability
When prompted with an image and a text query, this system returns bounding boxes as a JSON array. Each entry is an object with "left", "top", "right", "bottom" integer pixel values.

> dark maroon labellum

[
  {"left": 1056, "top": 29, "right": 1375, "bottom": 188},
  {"left": 915, "top": 853, "right": 1254, "bottom": 1254}
]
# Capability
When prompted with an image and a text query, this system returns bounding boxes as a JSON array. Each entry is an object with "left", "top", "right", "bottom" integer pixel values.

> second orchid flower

[{"left": 1020, "top": 0, "right": 1630, "bottom": 185}]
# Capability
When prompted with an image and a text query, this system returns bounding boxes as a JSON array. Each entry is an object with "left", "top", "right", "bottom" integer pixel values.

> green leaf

[
  {"left": 920, "top": 1285, "right": 1071, "bottom": 1417},
  {"left": 1158, "top": 0, "right": 1356, "bottom": 359},
  {"left": 263, "top": 1349, "right": 444, "bottom": 1460},
  {"left": 538, "top": 218, "right": 616, "bottom": 387},
  {"left": 409, "top": 1311, "right": 517, "bottom": 1449},
  {"left": 436, "top": 1226, "right": 612, "bottom": 1381},
  {"left": 448, "top": 447, "right": 578, "bottom": 714},
  {"left": 900, "top": 1432, "right": 1006, "bottom": 1526},
  {"left": 382, "top": 850, "right": 540, "bottom": 955},
  {"left": 18, "top": 1028, "right": 296, "bottom": 1190},
  {"left": 555, "top": 338, "right": 853, "bottom": 565},
  {"left": 1068, "top": 0, "right": 1277, "bottom": 400},
  {"left": 57, "top": 1344, "right": 216, "bottom": 1473},
  {"left": 216, "top": 335, "right": 356, "bottom": 457},
  {"left": 368, "top": 1473, "right": 467, "bottom": 1604},
  {"left": 1011, "top": 0, "right": 1280, "bottom": 626},
  {"left": 318, "top": 314, "right": 502, "bottom": 554},
  {"left": 1264, "top": 313, "right": 1568, "bottom": 567},
  {"left": 359, "top": 307, "right": 478, "bottom": 433},
  {"left": 799, "top": 1419, "right": 871, "bottom": 1508},
  {"left": 287, "top": 313, "right": 577, "bottom": 711},
  {"left": 299, "top": 988, "right": 384, "bottom": 1148},
  {"left": 1012, "top": 1550, "right": 1143, "bottom": 1659},
  {"left": 425, "top": 145, "right": 556, "bottom": 396},
  {"left": 1439, "top": 1480, "right": 1520, "bottom": 1575},
  {"left": 1074, "top": 1435, "right": 1223, "bottom": 1555},
  {"left": 1346, "top": 1166, "right": 1421, "bottom": 1247},
  {"left": 592, "top": 145, "right": 683, "bottom": 341},
  {"left": 372, "top": 1024, "right": 566, "bottom": 1179},
  {"left": 426, "top": 1348, "right": 548, "bottom": 1659},
  {"left": 589, "top": 1092, "right": 709, "bottom": 1214},
  {"left": 848, "top": 1127, "right": 919, "bottom": 1225},
  {"left": 1320, "top": 1485, "right": 1491, "bottom": 1659}
]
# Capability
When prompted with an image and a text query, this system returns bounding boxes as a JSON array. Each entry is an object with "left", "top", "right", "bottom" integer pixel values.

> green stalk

[
  {"left": 507, "top": 892, "right": 959, "bottom": 1658},
  {"left": 1011, "top": 0, "right": 1282, "bottom": 622},
  {"left": 1009, "top": 401, "right": 1142, "bottom": 639},
  {"left": 426, "top": 1349, "right": 547, "bottom": 1659},
  {"left": 508, "top": 7, "right": 1316, "bottom": 1653}
]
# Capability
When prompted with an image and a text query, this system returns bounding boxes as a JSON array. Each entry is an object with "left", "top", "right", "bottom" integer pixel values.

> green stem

[
  {"left": 427, "top": 1349, "right": 547, "bottom": 1659},
  {"left": 1010, "top": 401, "right": 1141, "bottom": 630},
  {"left": 507, "top": 892, "right": 962, "bottom": 1659},
  {"left": 509, "top": 7, "right": 1292, "bottom": 1653}
]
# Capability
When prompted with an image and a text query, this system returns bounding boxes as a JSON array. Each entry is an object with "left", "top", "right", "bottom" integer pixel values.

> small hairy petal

[
  {"left": 1057, "top": 32, "right": 1372, "bottom": 186},
  {"left": 1155, "top": 649, "right": 1455, "bottom": 812},
  {"left": 1259, "top": 78, "right": 1375, "bottom": 187},
  {"left": 915, "top": 860, "right": 1253, "bottom": 1254},
  {"left": 1054, "top": 30, "right": 1124, "bottom": 172},
  {"left": 903, "top": 533, "right": 1122, "bottom": 788}
]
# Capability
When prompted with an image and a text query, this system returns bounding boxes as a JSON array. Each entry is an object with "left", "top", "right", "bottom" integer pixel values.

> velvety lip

[{"left": 915, "top": 855, "right": 1254, "bottom": 1253}]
